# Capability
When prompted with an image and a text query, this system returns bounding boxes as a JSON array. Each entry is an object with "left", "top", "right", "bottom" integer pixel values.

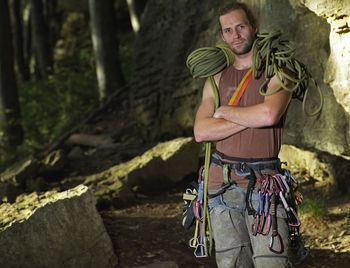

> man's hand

[
  {"left": 213, "top": 106, "right": 229, "bottom": 119},
  {"left": 194, "top": 75, "right": 247, "bottom": 142}
]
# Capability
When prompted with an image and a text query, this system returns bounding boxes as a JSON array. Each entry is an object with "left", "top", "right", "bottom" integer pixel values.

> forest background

[{"left": 0, "top": 0, "right": 144, "bottom": 171}]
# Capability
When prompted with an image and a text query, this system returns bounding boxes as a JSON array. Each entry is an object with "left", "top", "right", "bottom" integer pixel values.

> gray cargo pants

[{"left": 208, "top": 185, "right": 291, "bottom": 268}]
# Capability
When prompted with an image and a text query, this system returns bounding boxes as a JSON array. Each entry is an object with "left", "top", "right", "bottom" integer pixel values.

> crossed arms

[{"left": 193, "top": 72, "right": 293, "bottom": 143}]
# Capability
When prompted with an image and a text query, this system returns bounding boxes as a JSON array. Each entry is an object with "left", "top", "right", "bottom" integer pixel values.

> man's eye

[{"left": 224, "top": 29, "right": 231, "bottom": 33}]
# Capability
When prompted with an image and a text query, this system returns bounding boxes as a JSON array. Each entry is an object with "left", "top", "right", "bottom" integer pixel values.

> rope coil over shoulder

[
  {"left": 251, "top": 30, "right": 323, "bottom": 116},
  {"left": 187, "top": 30, "right": 324, "bottom": 116}
]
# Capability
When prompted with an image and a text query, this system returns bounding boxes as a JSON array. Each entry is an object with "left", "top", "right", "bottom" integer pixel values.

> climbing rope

[
  {"left": 252, "top": 30, "right": 323, "bottom": 116},
  {"left": 186, "top": 44, "right": 233, "bottom": 257},
  {"left": 186, "top": 29, "right": 324, "bottom": 116},
  {"left": 186, "top": 43, "right": 235, "bottom": 79}
]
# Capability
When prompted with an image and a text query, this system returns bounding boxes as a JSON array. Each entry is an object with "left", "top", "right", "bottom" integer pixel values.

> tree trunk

[
  {"left": 126, "top": 0, "right": 140, "bottom": 33},
  {"left": 23, "top": 0, "right": 32, "bottom": 77},
  {"left": 44, "top": 0, "right": 61, "bottom": 58},
  {"left": 0, "top": 0, "right": 24, "bottom": 146},
  {"left": 30, "top": 0, "right": 52, "bottom": 79},
  {"left": 11, "top": 0, "right": 30, "bottom": 81},
  {"left": 88, "top": 0, "right": 125, "bottom": 101}
]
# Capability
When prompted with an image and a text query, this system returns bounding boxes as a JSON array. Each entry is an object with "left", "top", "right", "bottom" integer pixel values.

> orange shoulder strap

[{"left": 228, "top": 67, "right": 253, "bottom": 106}]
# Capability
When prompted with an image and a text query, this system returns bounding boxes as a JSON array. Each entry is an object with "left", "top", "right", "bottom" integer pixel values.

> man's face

[{"left": 219, "top": 9, "right": 257, "bottom": 55}]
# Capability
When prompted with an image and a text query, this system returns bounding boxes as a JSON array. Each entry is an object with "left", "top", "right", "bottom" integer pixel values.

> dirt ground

[{"left": 101, "top": 174, "right": 350, "bottom": 268}]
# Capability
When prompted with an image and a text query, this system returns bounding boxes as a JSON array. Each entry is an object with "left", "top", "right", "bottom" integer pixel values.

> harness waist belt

[
  {"left": 215, "top": 149, "right": 279, "bottom": 163},
  {"left": 212, "top": 151, "right": 281, "bottom": 174}
]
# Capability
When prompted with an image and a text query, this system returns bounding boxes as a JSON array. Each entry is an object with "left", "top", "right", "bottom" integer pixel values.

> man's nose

[{"left": 233, "top": 29, "right": 240, "bottom": 39}]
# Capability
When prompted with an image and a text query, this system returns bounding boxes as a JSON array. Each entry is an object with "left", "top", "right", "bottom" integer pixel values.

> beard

[{"left": 229, "top": 36, "right": 255, "bottom": 55}]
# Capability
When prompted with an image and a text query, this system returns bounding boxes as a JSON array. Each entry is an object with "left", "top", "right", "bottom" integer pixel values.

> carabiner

[
  {"left": 264, "top": 192, "right": 270, "bottom": 216},
  {"left": 257, "top": 213, "right": 265, "bottom": 233},
  {"left": 288, "top": 207, "right": 301, "bottom": 227},
  {"left": 256, "top": 191, "right": 264, "bottom": 215},
  {"left": 193, "top": 200, "right": 202, "bottom": 220},
  {"left": 251, "top": 216, "right": 259, "bottom": 236},
  {"left": 269, "top": 233, "right": 284, "bottom": 254},
  {"left": 262, "top": 213, "right": 270, "bottom": 236}
]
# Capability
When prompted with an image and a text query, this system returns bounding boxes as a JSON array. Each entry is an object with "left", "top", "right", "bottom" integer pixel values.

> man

[{"left": 193, "top": 2, "right": 293, "bottom": 268}]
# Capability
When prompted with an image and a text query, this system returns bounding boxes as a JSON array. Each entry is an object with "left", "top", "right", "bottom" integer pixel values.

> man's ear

[{"left": 221, "top": 33, "right": 226, "bottom": 42}]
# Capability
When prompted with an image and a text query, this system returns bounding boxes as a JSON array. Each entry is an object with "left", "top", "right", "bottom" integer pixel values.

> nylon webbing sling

[{"left": 228, "top": 67, "right": 253, "bottom": 106}]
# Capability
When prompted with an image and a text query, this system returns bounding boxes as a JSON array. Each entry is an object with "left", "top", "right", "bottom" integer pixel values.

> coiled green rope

[
  {"left": 252, "top": 30, "right": 323, "bottom": 116},
  {"left": 186, "top": 43, "right": 235, "bottom": 78},
  {"left": 186, "top": 30, "right": 324, "bottom": 116}
]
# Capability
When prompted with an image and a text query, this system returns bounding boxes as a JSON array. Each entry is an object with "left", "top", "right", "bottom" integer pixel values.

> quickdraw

[
  {"left": 251, "top": 191, "right": 270, "bottom": 236},
  {"left": 251, "top": 165, "right": 303, "bottom": 254},
  {"left": 269, "top": 182, "right": 284, "bottom": 254}
]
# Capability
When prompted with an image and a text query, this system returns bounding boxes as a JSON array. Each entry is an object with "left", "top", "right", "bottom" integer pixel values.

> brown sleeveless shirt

[{"left": 208, "top": 65, "right": 288, "bottom": 189}]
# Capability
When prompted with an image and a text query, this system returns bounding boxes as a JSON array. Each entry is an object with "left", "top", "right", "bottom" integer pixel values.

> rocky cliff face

[{"left": 130, "top": 0, "right": 349, "bottom": 166}]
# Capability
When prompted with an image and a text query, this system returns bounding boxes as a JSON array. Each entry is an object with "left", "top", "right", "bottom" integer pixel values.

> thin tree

[
  {"left": 30, "top": 0, "right": 52, "bottom": 79},
  {"left": 88, "top": 0, "right": 125, "bottom": 101},
  {"left": 0, "top": 0, "right": 24, "bottom": 146},
  {"left": 126, "top": 0, "right": 140, "bottom": 33},
  {"left": 11, "top": 0, "right": 30, "bottom": 81},
  {"left": 22, "top": 0, "right": 32, "bottom": 78}
]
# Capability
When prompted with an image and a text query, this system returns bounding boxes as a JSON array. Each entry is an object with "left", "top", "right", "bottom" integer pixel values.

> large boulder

[
  {"left": 0, "top": 149, "right": 68, "bottom": 203},
  {"left": 0, "top": 157, "right": 41, "bottom": 203},
  {"left": 279, "top": 144, "right": 350, "bottom": 194},
  {"left": 84, "top": 137, "right": 200, "bottom": 206},
  {"left": 0, "top": 185, "right": 118, "bottom": 267}
]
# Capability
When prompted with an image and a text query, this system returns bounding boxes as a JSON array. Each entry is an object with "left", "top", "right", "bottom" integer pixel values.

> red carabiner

[
  {"left": 269, "top": 233, "right": 284, "bottom": 254},
  {"left": 251, "top": 216, "right": 259, "bottom": 236}
]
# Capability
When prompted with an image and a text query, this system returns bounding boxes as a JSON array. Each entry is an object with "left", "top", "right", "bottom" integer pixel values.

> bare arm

[
  {"left": 193, "top": 74, "right": 247, "bottom": 142},
  {"left": 213, "top": 73, "right": 293, "bottom": 128}
]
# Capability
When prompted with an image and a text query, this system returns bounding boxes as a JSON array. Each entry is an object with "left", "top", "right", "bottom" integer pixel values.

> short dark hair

[{"left": 218, "top": 2, "right": 257, "bottom": 31}]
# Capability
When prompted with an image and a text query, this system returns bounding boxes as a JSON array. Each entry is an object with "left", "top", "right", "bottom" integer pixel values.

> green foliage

[
  {"left": 18, "top": 68, "right": 99, "bottom": 150},
  {"left": 299, "top": 198, "right": 328, "bottom": 219},
  {"left": 0, "top": 65, "right": 99, "bottom": 171}
]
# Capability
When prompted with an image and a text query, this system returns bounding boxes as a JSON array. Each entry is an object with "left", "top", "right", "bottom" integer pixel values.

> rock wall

[{"left": 130, "top": 0, "right": 350, "bottom": 189}]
